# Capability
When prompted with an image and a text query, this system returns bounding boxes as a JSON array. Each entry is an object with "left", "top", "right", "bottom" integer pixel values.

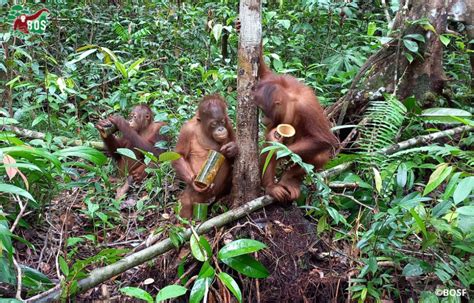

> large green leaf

[
  {"left": 190, "top": 235, "right": 211, "bottom": 262},
  {"left": 116, "top": 148, "right": 137, "bottom": 160},
  {"left": 158, "top": 151, "right": 181, "bottom": 162},
  {"left": 155, "top": 285, "right": 187, "bottom": 302},
  {"left": 221, "top": 255, "right": 269, "bottom": 278},
  {"left": 218, "top": 239, "right": 267, "bottom": 260},
  {"left": 403, "top": 39, "right": 419, "bottom": 52},
  {"left": 189, "top": 277, "right": 211, "bottom": 303},
  {"left": 217, "top": 272, "right": 242, "bottom": 303},
  {"left": 120, "top": 287, "right": 153, "bottom": 303},
  {"left": 1, "top": 146, "right": 61, "bottom": 169},
  {"left": 0, "top": 183, "right": 35, "bottom": 202},
  {"left": 423, "top": 164, "right": 452, "bottom": 196},
  {"left": 453, "top": 177, "right": 474, "bottom": 204},
  {"left": 421, "top": 108, "right": 472, "bottom": 123},
  {"left": 54, "top": 146, "right": 107, "bottom": 165}
]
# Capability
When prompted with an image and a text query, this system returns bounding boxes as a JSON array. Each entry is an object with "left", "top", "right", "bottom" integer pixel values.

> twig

[
  {"left": 380, "top": 0, "right": 392, "bottom": 25},
  {"left": 13, "top": 256, "right": 23, "bottom": 300},
  {"left": 10, "top": 195, "right": 28, "bottom": 233},
  {"left": 380, "top": 125, "right": 473, "bottom": 155}
]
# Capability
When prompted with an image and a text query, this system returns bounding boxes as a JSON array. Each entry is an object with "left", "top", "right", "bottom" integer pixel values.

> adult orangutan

[
  {"left": 172, "top": 95, "right": 238, "bottom": 218},
  {"left": 96, "top": 104, "right": 167, "bottom": 199},
  {"left": 254, "top": 47, "right": 339, "bottom": 203}
]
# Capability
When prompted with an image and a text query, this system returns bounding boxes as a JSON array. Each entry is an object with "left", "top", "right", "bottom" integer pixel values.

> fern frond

[
  {"left": 357, "top": 95, "right": 407, "bottom": 169},
  {"left": 113, "top": 22, "right": 129, "bottom": 42},
  {"left": 132, "top": 28, "right": 151, "bottom": 41}
]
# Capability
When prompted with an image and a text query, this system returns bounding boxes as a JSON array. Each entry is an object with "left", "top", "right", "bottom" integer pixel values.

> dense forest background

[{"left": 0, "top": 0, "right": 473, "bottom": 302}]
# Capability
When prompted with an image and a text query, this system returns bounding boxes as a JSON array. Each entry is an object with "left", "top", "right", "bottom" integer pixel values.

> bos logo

[{"left": 8, "top": 5, "right": 50, "bottom": 34}]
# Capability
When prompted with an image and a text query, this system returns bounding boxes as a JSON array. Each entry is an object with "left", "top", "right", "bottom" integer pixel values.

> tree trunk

[
  {"left": 231, "top": 0, "right": 262, "bottom": 207},
  {"left": 327, "top": 0, "right": 470, "bottom": 125}
]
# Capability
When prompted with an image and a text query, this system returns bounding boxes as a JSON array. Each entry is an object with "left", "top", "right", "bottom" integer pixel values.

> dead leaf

[{"left": 2, "top": 154, "right": 18, "bottom": 180}]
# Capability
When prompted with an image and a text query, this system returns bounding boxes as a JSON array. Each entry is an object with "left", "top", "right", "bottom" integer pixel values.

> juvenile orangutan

[
  {"left": 173, "top": 95, "right": 238, "bottom": 218},
  {"left": 96, "top": 105, "right": 167, "bottom": 199}
]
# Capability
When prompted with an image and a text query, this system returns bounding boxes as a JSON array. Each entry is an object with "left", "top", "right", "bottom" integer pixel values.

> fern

[
  {"left": 132, "top": 28, "right": 151, "bottom": 41},
  {"left": 113, "top": 22, "right": 130, "bottom": 42},
  {"left": 358, "top": 95, "right": 407, "bottom": 168}
]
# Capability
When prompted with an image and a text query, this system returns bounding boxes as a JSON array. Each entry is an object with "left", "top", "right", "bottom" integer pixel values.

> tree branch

[{"left": 2, "top": 125, "right": 105, "bottom": 150}]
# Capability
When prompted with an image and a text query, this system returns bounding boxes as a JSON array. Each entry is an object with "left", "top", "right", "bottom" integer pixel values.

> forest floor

[{"left": 14, "top": 178, "right": 360, "bottom": 302}]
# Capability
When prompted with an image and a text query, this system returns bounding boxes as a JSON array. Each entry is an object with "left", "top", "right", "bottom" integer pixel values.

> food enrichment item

[
  {"left": 193, "top": 203, "right": 209, "bottom": 221},
  {"left": 194, "top": 150, "right": 226, "bottom": 189},
  {"left": 99, "top": 121, "right": 118, "bottom": 137},
  {"left": 274, "top": 124, "right": 296, "bottom": 140}
]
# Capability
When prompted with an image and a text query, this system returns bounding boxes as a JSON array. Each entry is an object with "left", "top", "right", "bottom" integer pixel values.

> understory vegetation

[{"left": 0, "top": 0, "right": 472, "bottom": 302}]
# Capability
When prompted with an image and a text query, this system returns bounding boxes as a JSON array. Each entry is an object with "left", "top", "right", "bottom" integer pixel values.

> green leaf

[
  {"left": 115, "top": 61, "right": 128, "bottom": 78},
  {"left": 423, "top": 164, "right": 452, "bottom": 196},
  {"left": 189, "top": 277, "right": 211, "bottom": 303},
  {"left": 373, "top": 167, "right": 382, "bottom": 194},
  {"left": 212, "top": 24, "right": 223, "bottom": 41},
  {"left": 0, "top": 183, "right": 35, "bottom": 202},
  {"left": 116, "top": 148, "right": 137, "bottom": 160},
  {"left": 120, "top": 287, "right": 153, "bottom": 303},
  {"left": 402, "top": 263, "right": 424, "bottom": 277},
  {"left": 403, "top": 39, "right": 419, "bottom": 52},
  {"left": 421, "top": 107, "right": 472, "bottom": 123},
  {"left": 155, "top": 285, "right": 187, "bottom": 302},
  {"left": 221, "top": 255, "right": 269, "bottom": 278},
  {"left": 69, "top": 48, "right": 97, "bottom": 65},
  {"left": 409, "top": 208, "right": 427, "bottom": 238},
  {"left": 456, "top": 206, "right": 474, "bottom": 216},
  {"left": 404, "top": 34, "right": 425, "bottom": 42},
  {"left": 262, "top": 149, "right": 276, "bottom": 177},
  {"left": 277, "top": 19, "right": 291, "bottom": 30},
  {"left": 421, "top": 23, "right": 436, "bottom": 33},
  {"left": 218, "top": 239, "right": 267, "bottom": 260},
  {"left": 198, "top": 262, "right": 215, "bottom": 279},
  {"left": 453, "top": 177, "right": 474, "bottom": 204},
  {"left": 404, "top": 52, "right": 414, "bottom": 63},
  {"left": 158, "top": 151, "right": 181, "bottom": 162},
  {"left": 367, "top": 22, "right": 376, "bottom": 36},
  {"left": 217, "top": 272, "right": 242, "bottom": 303},
  {"left": 439, "top": 34, "right": 450, "bottom": 46},
  {"left": 396, "top": 163, "right": 408, "bottom": 188},
  {"left": 128, "top": 58, "right": 145, "bottom": 73},
  {"left": 190, "top": 235, "right": 211, "bottom": 262},
  {"left": 58, "top": 256, "right": 69, "bottom": 277},
  {"left": 442, "top": 172, "right": 461, "bottom": 201},
  {"left": 54, "top": 146, "right": 107, "bottom": 165}
]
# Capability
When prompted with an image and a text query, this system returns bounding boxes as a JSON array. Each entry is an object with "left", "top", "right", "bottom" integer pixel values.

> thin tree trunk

[{"left": 232, "top": 0, "right": 262, "bottom": 207}]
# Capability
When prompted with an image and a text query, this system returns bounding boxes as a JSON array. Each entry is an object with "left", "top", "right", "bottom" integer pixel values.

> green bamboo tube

[
  {"left": 193, "top": 203, "right": 209, "bottom": 221},
  {"left": 194, "top": 150, "right": 225, "bottom": 189}
]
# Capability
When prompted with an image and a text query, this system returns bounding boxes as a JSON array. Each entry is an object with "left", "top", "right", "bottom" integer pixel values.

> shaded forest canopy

[{"left": 0, "top": 1, "right": 473, "bottom": 302}]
